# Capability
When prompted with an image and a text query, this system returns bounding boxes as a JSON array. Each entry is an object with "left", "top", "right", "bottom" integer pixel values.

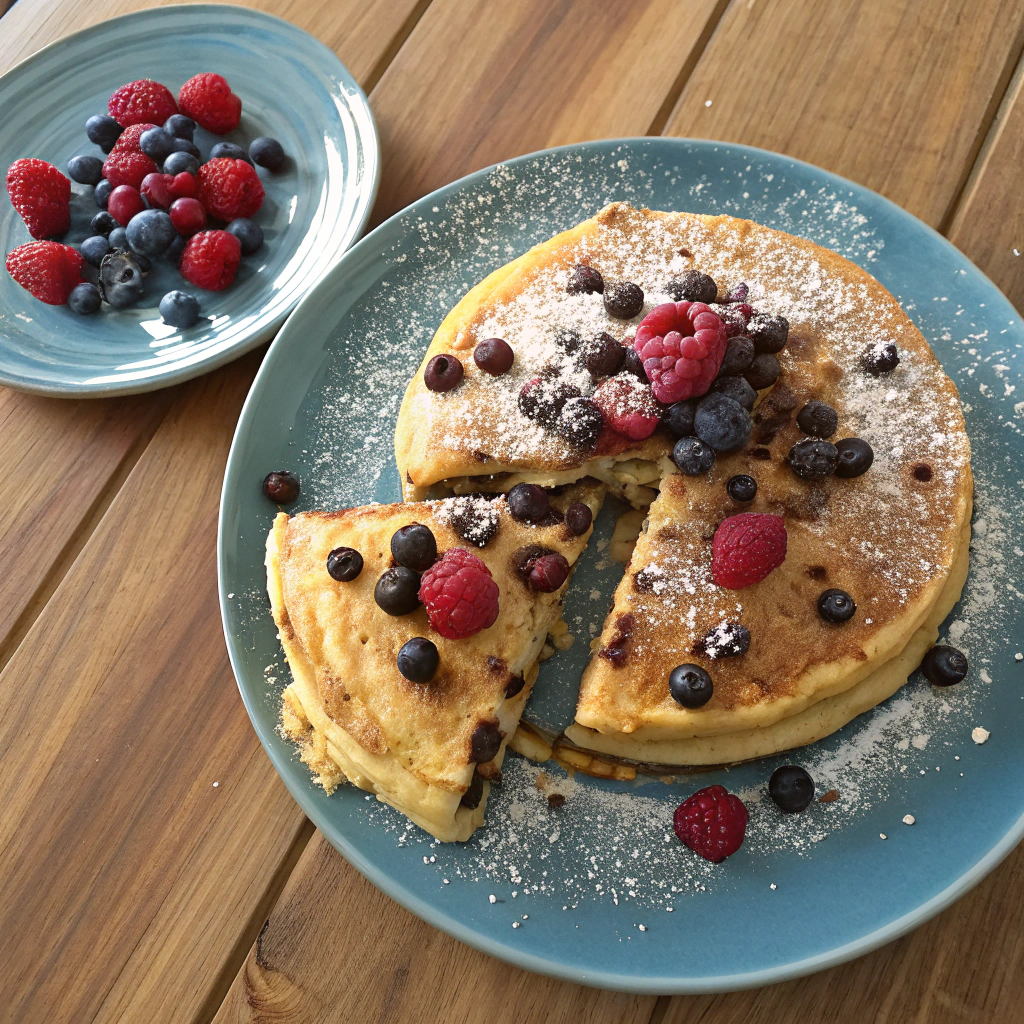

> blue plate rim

[
  {"left": 218, "top": 135, "right": 1022, "bottom": 993},
  {"left": 0, "top": 3, "right": 381, "bottom": 398}
]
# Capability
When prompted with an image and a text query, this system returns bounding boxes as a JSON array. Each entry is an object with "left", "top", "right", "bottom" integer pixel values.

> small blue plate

[
  {"left": 0, "top": 5, "right": 378, "bottom": 396},
  {"left": 219, "top": 139, "right": 1024, "bottom": 993}
]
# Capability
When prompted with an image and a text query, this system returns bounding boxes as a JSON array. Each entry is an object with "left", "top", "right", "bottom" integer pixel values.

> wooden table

[{"left": 2, "top": 0, "right": 1023, "bottom": 1020}]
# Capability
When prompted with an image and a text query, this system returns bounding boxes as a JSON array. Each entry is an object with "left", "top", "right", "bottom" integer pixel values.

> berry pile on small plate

[{"left": 3, "top": 74, "right": 287, "bottom": 328}]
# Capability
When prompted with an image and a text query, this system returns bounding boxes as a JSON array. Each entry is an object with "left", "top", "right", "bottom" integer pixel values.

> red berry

[
  {"left": 108, "top": 80, "right": 177, "bottom": 128},
  {"left": 5, "top": 159, "right": 71, "bottom": 239},
  {"left": 711, "top": 513, "right": 787, "bottom": 590},
  {"left": 197, "top": 158, "right": 265, "bottom": 221},
  {"left": 592, "top": 375, "right": 660, "bottom": 440},
  {"left": 108, "top": 185, "right": 145, "bottom": 226},
  {"left": 178, "top": 73, "right": 241, "bottom": 135},
  {"left": 6, "top": 241, "right": 83, "bottom": 304},
  {"left": 167, "top": 172, "right": 199, "bottom": 200},
  {"left": 102, "top": 149, "right": 158, "bottom": 190},
  {"left": 109, "top": 123, "right": 156, "bottom": 154},
  {"left": 169, "top": 197, "right": 207, "bottom": 236},
  {"left": 418, "top": 548, "right": 500, "bottom": 640},
  {"left": 634, "top": 301, "right": 728, "bottom": 403},
  {"left": 673, "top": 785, "right": 748, "bottom": 862},
  {"left": 179, "top": 230, "right": 241, "bottom": 290},
  {"left": 140, "top": 172, "right": 173, "bottom": 209},
  {"left": 528, "top": 553, "right": 570, "bottom": 592}
]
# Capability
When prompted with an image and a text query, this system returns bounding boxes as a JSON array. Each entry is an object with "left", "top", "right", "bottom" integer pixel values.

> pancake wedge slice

[{"left": 267, "top": 481, "right": 604, "bottom": 841}]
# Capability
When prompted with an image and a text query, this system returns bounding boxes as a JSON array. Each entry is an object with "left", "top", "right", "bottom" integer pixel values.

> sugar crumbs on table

[
  {"left": 903, "top": 814, "right": 916, "bottom": 825},
  {"left": 1015, "top": 652, "right": 1023, "bottom": 662},
  {"left": 212, "top": 781, "right": 219, "bottom": 788},
  {"left": 512, "top": 922, "right": 520, "bottom": 929},
  {"left": 770, "top": 883, "right": 777, "bottom": 890},
  {"left": 489, "top": 894, "right": 496, "bottom": 904},
  {"left": 443, "top": 878, "right": 450, "bottom": 884},
  {"left": 972, "top": 726, "right": 991, "bottom": 744},
  {"left": 879, "top": 833, "right": 888, "bottom": 840},
  {"left": 638, "top": 924, "right": 647, "bottom": 932}
]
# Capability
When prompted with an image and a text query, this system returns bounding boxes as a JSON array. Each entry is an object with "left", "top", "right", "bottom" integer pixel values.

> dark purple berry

[
  {"left": 424, "top": 353, "right": 464, "bottom": 392},
  {"left": 391, "top": 523, "right": 437, "bottom": 572},
  {"left": 374, "top": 567, "right": 421, "bottom": 615},
  {"left": 507, "top": 483, "right": 550, "bottom": 523},
  {"left": 470, "top": 720, "right": 502, "bottom": 762},
  {"left": 263, "top": 470, "right": 300, "bottom": 503},
  {"left": 817, "top": 588, "right": 856, "bottom": 623},
  {"left": 718, "top": 334, "right": 755, "bottom": 376},
  {"left": 249, "top": 136, "right": 286, "bottom": 171},
  {"left": 862, "top": 342, "right": 900, "bottom": 376},
  {"left": 397, "top": 637, "right": 439, "bottom": 683},
  {"left": 664, "top": 399, "right": 696, "bottom": 438},
  {"left": 796, "top": 400, "right": 838, "bottom": 438},
  {"left": 834, "top": 437, "right": 874, "bottom": 478},
  {"left": 86, "top": 113, "right": 123, "bottom": 152},
  {"left": 565, "top": 501, "right": 593, "bottom": 536},
  {"left": 604, "top": 282, "right": 644, "bottom": 319},
  {"left": 709, "top": 374, "right": 756, "bottom": 411},
  {"left": 553, "top": 327, "right": 584, "bottom": 353},
  {"left": 672, "top": 436, "right": 715, "bottom": 475},
  {"left": 68, "top": 154, "right": 105, "bottom": 186},
  {"left": 327, "top": 546, "right": 363, "bottom": 582},
  {"left": 747, "top": 313, "right": 789, "bottom": 354},
  {"left": 448, "top": 497, "right": 499, "bottom": 547},
  {"left": 726, "top": 474, "right": 757, "bottom": 502},
  {"left": 579, "top": 332, "right": 626, "bottom": 377},
  {"left": 769, "top": 765, "right": 814, "bottom": 813},
  {"left": 694, "top": 394, "right": 752, "bottom": 452},
  {"left": 669, "top": 664, "right": 713, "bottom": 708},
  {"left": 666, "top": 271, "right": 717, "bottom": 304},
  {"left": 788, "top": 439, "right": 838, "bottom": 480},
  {"left": 529, "top": 552, "right": 570, "bottom": 592},
  {"left": 68, "top": 282, "right": 101, "bottom": 315},
  {"left": 518, "top": 377, "right": 579, "bottom": 426},
  {"left": 556, "top": 397, "right": 603, "bottom": 448},
  {"left": 622, "top": 345, "right": 648, "bottom": 381},
  {"left": 920, "top": 645, "right": 968, "bottom": 686},
  {"left": 94, "top": 179, "right": 113, "bottom": 208},
  {"left": 473, "top": 337, "right": 515, "bottom": 375},
  {"left": 696, "top": 622, "right": 750, "bottom": 658},
  {"left": 566, "top": 264, "right": 604, "bottom": 295},
  {"left": 744, "top": 353, "right": 780, "bottom": 390}
]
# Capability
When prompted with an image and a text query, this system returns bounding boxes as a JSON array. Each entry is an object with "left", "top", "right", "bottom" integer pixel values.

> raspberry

[
  {"left": 6, "top": 241, "right": 83, "bottom": 304},
  {"left": 711, "top": 513, "right": 787, "bottom": 590},
  {"left": 110, "top": 123, "right": 157, "bottom": 154},
  {"left": 6, "top": 159, "right": 71, "bottom": 239},
  {"left": 178, "top": 73, "right": 242, "bottom": 134},
  {"left": 592, "top": 375, "right": 660, "bottom": 440},
  {"left": 108, "top": 80, "right": 178, "bottom": 127},
  {"left": 418, "top": 548, "right": 500, "bottom": 640},
  {"left": 179, "top": 230, "right": 241, "bottom": 291},
  {"left": 197, "top": 158, "right": 265, "bottom": 220},
  {"left": 634, "top": 301, "right": 728, "bottom": 403},
  {"left": 673, "top": 785, "right": 748, "bottom": 862},
  {"left": 103, "top": 148, "right": 158, "bottom": 189}
]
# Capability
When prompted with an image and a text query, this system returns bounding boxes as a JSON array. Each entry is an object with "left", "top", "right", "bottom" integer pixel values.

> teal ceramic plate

[
  {"left": 0, "top": 5, "right": 378, "bottom": 396},
  {"left": 219, "top": 139, "right": 1024, "bottom": 993}
]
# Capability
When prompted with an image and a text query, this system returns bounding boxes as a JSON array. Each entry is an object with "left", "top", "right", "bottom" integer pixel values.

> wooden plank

[
  {"left": 214, "top": 832, "right": 655, "bottom": 1024},
  {"left": 662, "top": 0, "right": 1024, "bottom": 229},
  {"left": 947, "top": 58, "right": 1024, "bottom": 312},
  {"left": 368, "top": 0, "right": 729, "bottom": 223}
]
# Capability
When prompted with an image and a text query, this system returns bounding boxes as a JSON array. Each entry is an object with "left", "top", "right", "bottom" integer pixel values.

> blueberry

[
  {"left": 727, "top": 474, "right": 757, "bottom": 502},
  {"left": 553, "top": 327, "right": 583, "bottom": 353},
  {"left": 159, "top": 290, "right": 201, "bottom": 328},
  {"left": 622, "top": 345, "right": 648, "bottom": 381},
  {"left": 603, "top": 281, "right": 644, "bottom": 319},
  {"left": 108, "top": 226, "right": 129, "bottom": 250},
  {"left": 834, "top": 437, "right": 874, "bottom": 478},
  {"left": 391, "top": 523, "right": 437, "bottom": 572},
  {"left": 94, "top": 179, "right": 113, "bottom": 208},
  {"left": 127, "top": 210, "right": 177, "bottom": 256},
  {"left": 374, "top": 567, "right": 421, "bottom": 615},
  {"left": 694, "top": 393, "right": 752, "bottom": 452},
  {"left": 164, "top": 114, "right": 196, "bottom": 141},
  {"left": 788, "top": 438, "right": 838, "bottom": 480},
  {"left": 817, "top": 588, "right": 856, "bottom": 623},
  {"left": 768, "top": 765, "right": 815, "bottom": 813},
  {"left": 131, "top": 251, "right": 152, "bottom": 273},
  {"left": 672, "top": 436, "right": 715, "bottom": 475},
  {"left": 709, "top": 374, "right": 756, "bottom": 410},
  {"left": 470, "top": 720, "right": 502, "bottom": 763},
  {"left": 423, "top": 353, "right": 464, "bottom": 392},
  {"left": 226, "top": 217, "right": 264, "bottom": 256},
  {"left": 85, "top": 114, "right": 122, "bottom": 153},
  {"left": 747, "top": 313, "right": 789, "bottom": 354},
  {"left": 664, "top": 399, "right": 696, "bottom": 438},
  {"left": 697, "top": 622, "right": 750, "bottom": 658},
  {"left": 397, "top": 637, "right": 439, "bottom": 683},
  {"left": 555, "top": 396, "right": 603, "bottom": 448},
  {"left": 68, "top": 154, "right": 105, "bottom": 186},
  {"left": 920, "top": 644, "right": 968, "bottom": 687},
  {"left": 796, "top": 400, "right": 838, "bottom": 438},
  {"left": 507, "top": 483, "right": 550, "bottom": 523},
  {"left": 98, "top": 250, "right": 145, "bottom": 309},
  {"left": 473, "top": 337, "right": 515, "bottom": 375},
  {"left": 249, "top": 136, "right": 286, "bottom": 170},
  {"left": 67, "top": 282, "right": 101, "bottom": 315},
  {"left": 666, "top": 271, "right": 717, "bottom": 304},
  {"left": 167, "top": 137, "right": 201, "bottom": 159},
  {"left": 579, "top": 332, "right": 626, "bottom": 377},
  {"left": 745, "top": 353, "right": 780, "bottom": 391},
  {"left": 862, "top": 342, "right": 900, "bottom": 376},
  {"left": 566, "top": 264, "right": 603, "bottom": 295},
  {"left": 718, "top": 334, "right": 755, "bottom": 376},
  {"left": 565, "top": 501, "right": 593, "bottom": 536},
  {"left": 518, "top": 377, "right": 579, "bottom": 426},
  {"left": 326, "top": 546, "right": 363, "bottom": 582},
  {"left": 165, "top": 234, "right": 186, "bottom": 264},
  {"left": 90, "top": 210, "right": 118, "bottom": 237},
  {"left": 668, "top": 664, "right": 714, "bottom": 708},
  {"left": 211, "top": 141, "right": 250, "bottom": 162},
  {"left": 137, "top": 127, "right": 174, "bottom": 164},
  {"left": 163, "top": 151, "right": 200, "bottom": 177},
  {"left": 262, "top": 470, "right": 300, "bottom": 503},
  {"left": 80, "top": 235, "right": 111, "bottom": 267}
]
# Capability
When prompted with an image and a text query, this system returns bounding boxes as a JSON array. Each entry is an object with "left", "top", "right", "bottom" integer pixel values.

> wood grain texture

[
  {"left": 663, "top": 0, "right": 1024, "bottom": 229},
  {"left": 213, "top": 832, "right": 656, "bottom": 1024},
  {"left": 948, "top": 56, "right": 1024, "bottom": 312},
  {"left": 368, "top": 0, "right": 729, "bottom": 224}
]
